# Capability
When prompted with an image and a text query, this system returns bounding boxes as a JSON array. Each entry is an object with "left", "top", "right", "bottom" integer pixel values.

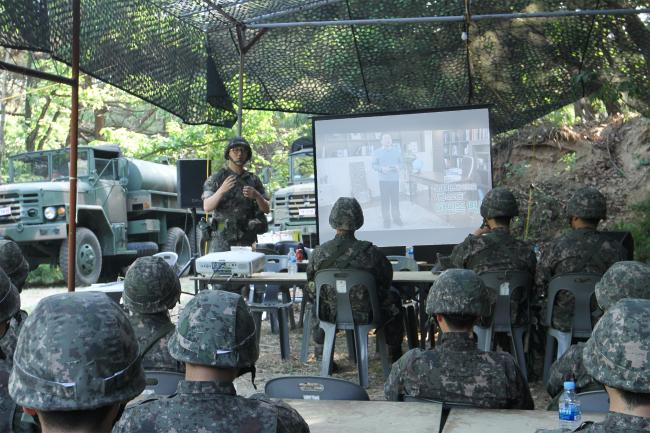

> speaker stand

[{"left": 177, "top": 207, "right": 200, "bottom": 294}]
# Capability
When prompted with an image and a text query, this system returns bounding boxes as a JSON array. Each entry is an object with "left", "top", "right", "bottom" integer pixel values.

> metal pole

[
  {"left": 67, "top": 0, "right": 80, "bottom": 292},
  {"left": 0, "top": 61, "right": 74, "bottom": 86},
  {"left": 247, "top": 8, "right": 650, "bottom": 28},
  {"left": 237, "top": 27, "right": 244, "bottom": 137}
]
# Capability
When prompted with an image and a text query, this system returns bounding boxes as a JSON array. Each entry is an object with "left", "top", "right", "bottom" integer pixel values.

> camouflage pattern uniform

[
  {"left": 0, "top": 240, "right": 30, "bottom": 292},
  {"left": 535, "top": 187, "right": 626, "bottom": 331},
  {"left": 385, "top": 269, "right": 533, "bottom": 409},
  {"left": 0, "top": 267, "right": 21, "bottom": 365},
  {"left": 114, "top": 290, "right": 309, "bottom": 433},
  {"left": 123, "top": 256, "right": 184, "bottom": 373},
  {"left": 450, "top": 187, "right": 536, "bottom": 325},
  {"left": 202, "top": 139, "right": 267, "bottom": 252},
  {"left": 546, "top": 261, "right": 650, "bottom": 406},
  {"left": 9, "top": 291, "right": 146, "bottom": 410},
  {"left": 536, "top": 298, "right": 650, "bottom": 433},
  {"left": 305, "top": 197, "right": 404, "bottom": 354}
]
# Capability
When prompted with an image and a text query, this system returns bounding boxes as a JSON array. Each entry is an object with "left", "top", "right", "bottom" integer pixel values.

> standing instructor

[{"left": 202, "top": 137, "right": 270, "bottom": 252}]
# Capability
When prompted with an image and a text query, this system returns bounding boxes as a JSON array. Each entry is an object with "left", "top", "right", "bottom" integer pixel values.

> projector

[{"left": 195, "top": 250, "right": 266, "bottom": 277}]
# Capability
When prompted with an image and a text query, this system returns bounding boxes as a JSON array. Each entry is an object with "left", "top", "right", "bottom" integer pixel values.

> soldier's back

[
  {"left": 451, "top": 228, "right": 535, "bottom": 274},
  {"left": 128, "top": 313, "right": 184, "bottom": 373},
  {"left": 544, "top": 229, "right": 625, "bottom": 277}
]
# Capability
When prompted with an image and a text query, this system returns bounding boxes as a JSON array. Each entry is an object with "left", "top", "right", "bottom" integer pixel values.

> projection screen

[{"left": 313, "top": 106, "right": 493, "bottom": 247}]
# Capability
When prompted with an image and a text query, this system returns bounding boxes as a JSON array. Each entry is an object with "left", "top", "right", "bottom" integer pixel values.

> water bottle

[
  {"left": 406, "top": 245, "right": 414, "bottom": 260},
  {"left": 288, "top": 248, "right": 298, "bottom": 274},
  {"left": 558, "top": 381, "right": 582, "bottom": 430}
]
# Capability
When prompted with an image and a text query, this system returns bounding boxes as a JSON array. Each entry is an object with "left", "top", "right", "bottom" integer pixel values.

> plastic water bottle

[
  {"left": 406, "top": 245, "right": 414, "bottom": 260},
  {"left": 288, "top": 248, "right": 298, "bottom": 274},
  {"left": 558, "top": 381, "right": 582, "bottom": 430}
]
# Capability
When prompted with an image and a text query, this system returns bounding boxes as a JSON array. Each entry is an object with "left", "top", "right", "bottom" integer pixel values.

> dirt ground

[{"left": 22, "top": 277, "right": 551, "bottom": 410}]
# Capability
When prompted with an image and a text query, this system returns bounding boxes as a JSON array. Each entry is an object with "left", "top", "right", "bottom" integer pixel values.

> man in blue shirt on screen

[{"left": 372, "top": 133, "right": 402, "bottom": 228}]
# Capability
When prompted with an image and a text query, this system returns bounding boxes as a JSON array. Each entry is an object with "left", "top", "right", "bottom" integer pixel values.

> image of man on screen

[{"left": 372, "top": 133, "right": 402, "bottom": 228}]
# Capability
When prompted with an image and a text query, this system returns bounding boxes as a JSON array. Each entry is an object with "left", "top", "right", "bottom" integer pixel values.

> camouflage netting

[{"left": 0, "top": 1, "right": 649, "bottom": 132}]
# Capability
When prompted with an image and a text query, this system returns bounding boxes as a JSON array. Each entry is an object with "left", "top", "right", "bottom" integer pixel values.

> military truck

[
  {"left": 0, "top": 145, "right": 200, "bottom": 285},
  {"left": 271, "top": 137, "right": 317, "bottom": 246}
]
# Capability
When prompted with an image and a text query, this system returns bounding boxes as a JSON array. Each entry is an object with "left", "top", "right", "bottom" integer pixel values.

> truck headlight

[
  {"left": 44, "top": 207, "right": 56, "bottom": 220},
  {"left": 56, "top": 206, "right": 66, "bottom": 217}
]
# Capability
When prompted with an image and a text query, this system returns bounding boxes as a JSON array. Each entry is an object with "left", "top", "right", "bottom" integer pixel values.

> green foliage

[
  {"left": 618, "top": 198, "right": 650, "bottom": 262},
  {"left": 25, "top": 264, "right": 64, "bottom": 288},
  {"left": 560, "top": 151, "right": 577, "bottom": 172}
]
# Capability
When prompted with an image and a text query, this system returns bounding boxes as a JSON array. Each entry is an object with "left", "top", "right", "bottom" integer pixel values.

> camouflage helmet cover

[
  {"left": 583, "top": 298, "right": 650, "bottom": 393},
  {"left": 567, "top": 186, "right": 607, "bottom": 219},
  {"left": 480, "top": 187, "right": 519, "bottom": 218},
  {"left": 329, "top": 197, "right": 364, "bottom": 231},
  {"left": 0, "top": 267, "right": 20, "bottom": 323},
  {"left": 0, "top": 240, "right": 29, "bottom": 291},
  {"left": 123, "top": 256, "right": 181, "bottom": 314},
  {"left": 168, "top": 290, "right": 259, "bottom": 370},
  {"left": 426, "top": 269, "right": 492, "bottom": 317},
  {"left": 595, "top": 261, "right": 650, "bottom": 311},
  {"left": 223, "top": 136, "right": 252, "bottom": 162},
  {"left": 9, "top": 292, "right": 145, "bottom": 410}
]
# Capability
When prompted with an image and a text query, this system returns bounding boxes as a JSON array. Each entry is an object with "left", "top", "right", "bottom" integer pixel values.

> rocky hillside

[{"left": 492, "top": 114, "right": 650, "bottom": 245}]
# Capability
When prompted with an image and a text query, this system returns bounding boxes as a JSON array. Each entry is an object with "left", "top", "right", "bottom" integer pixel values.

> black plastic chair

[
  {"left": 543, "top": 273, "right": 601, "bottom": 384},
  {"left": 577, "top": 390, "right": 609, "bottom": 413},
  {"left": 315, "top": 269, "right": 391, "bottom": 388},
  {"left": 404, "top": 396, "right": 475, "bottom": 432},
  {"left": 474, "top": 270, "right": 533, "bottom": 380},
  {"left": 144, "top": 370, "right": 184, "bottom": 395},
  {"left": 265, "top": 376, "right": 369, "bottom": 401}
]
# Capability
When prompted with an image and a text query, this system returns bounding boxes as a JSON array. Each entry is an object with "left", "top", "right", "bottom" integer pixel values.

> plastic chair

[
  {"left": 576, "top": 390, "right": 609, "bottom": 413},
  {"left": 473, "top": 270, "right": 533, "bottom": 380},
  {"left": 144, "top": 370, "right": 184, "bottom": 395},
  {"left": 315, "top": 269, "right": 391, "bottom": 388},
  {"left": 387, "top": 255, "right": 420, "bottom": 349},
  {"left": 82, "top": 281, "right": 124, "bottom": 304},
  {"left": 265, "top": 376, "right": 369, "bottom": 401},
  {"left": 153, "top": 251, "right": 178, "bottom": 268},
  {"left": 543, "top": 273, "right": 601, "bottom": 384},
  {"left": 404, "top": 396, "right": 474, "bottom": 432}
]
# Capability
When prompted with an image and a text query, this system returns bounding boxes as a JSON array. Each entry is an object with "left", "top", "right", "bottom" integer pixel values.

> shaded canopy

[{"left": 1, "top": 0, "right": 649, "bottom": 133}]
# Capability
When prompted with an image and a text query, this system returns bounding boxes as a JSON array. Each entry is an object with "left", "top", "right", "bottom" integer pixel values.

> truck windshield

[
  {"left": 10, "top": 150, "right": 89, "bottom": 182},
  {"left": 291, "top": 152, "right": 314, "bottom": 184}
]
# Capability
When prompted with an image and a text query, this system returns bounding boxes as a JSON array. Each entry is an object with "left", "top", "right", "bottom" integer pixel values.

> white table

[
  {"left": 287, "top": 399, "right": 442, "bottom": 433},
  {"left": 442, "top": 408, "right": 606, "bottom": 433}
]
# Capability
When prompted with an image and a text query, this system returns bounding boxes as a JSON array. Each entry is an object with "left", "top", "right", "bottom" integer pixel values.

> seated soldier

[
  {"left": 536, "top": 299, "right": 650, "bottom": 433},
  {"left": 122, "top": 256, "right": 184, "bottom": 373},
  {"left": 306, "top": 197, "right": 404, "bottom": 362},
  {"left": 450, "top": 187, "right": 536, "bottom": 326},
  {"left": 536, "top": 186, "right": 627, "bottom": 331},
  {"left": 546, "top": 261, "right": 650, "bottom": 407},
  {"left": 8, "top": 292, "right": 146, "bottom": 433},
  {"left": 0, "top": 241, "right": 30, "bottom": 365},
  {"left": 384, "top": 269, "right": 534, "bottom": 409},
  {"left": 113, "top": 290, "right": 309, "bottom": 433},
  {"left": 0, "top": 267, "right": 21, "bottom": 365}
]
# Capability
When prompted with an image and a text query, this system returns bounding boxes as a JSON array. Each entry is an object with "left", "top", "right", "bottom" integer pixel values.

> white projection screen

[{"left": 313, "top": 106, "right": 493, "bottom": 247}]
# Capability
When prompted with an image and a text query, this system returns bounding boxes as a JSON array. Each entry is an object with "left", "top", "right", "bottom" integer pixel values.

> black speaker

[
  {"left": 600, "top": 231, "right": 635, "bottom": 260},
  {"left": 177, "top": 159, "right": 211, "bottom": 209}
]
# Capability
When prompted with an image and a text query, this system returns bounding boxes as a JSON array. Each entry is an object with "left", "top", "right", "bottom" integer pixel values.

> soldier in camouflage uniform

[
  {"left": 306, "top": 197, "right": 404, "bottom": 362},
  {"left": 113, "top": 290, "right": 309, "bottom": 433},
  {"left": 0, "top": 240, "right": 30, "bottom": 292},
  {"left": 536, "top": 186, "right": 627, "bottom": 331},
  {"left": 536, "top": 299, "right": 650, "bottom": 433},
  {"left": 122, "top": 256, "right": 184, "bottom": 373},
  {"left": 385, "top": 269, "right": 534, "bottom": 409},
  {"left": 8, "top": 291, "right": 146, "bottom": 433},
  {"left": 0, "top": 267, "right": 21, "bottom": 365},
  {"left": 546, "top": 261, "right": 650, "bottom": 407},
  {"left": 202, "top": 137, "right": 270, "bottom": 252},
  {"left": 450, "top": 187, "right": 536, "bottom": 326}
]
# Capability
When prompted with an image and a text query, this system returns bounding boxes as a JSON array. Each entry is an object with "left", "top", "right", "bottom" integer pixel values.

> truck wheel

[
  {"left": 59, "top": 227, "right": 102, "bottom": 286},
  {"left": 190, "top": 225, "right": 207, "bottom": 257},
  {"left": 163, "top": 227, "right": 191, "bottom": 276}
]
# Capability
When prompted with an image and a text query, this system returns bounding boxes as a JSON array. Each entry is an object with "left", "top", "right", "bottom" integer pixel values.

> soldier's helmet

[
  {"left": 123, "top": 256, "right": 181, "bottom": 314},
  {"left": 168, "top": 290, "right": 258, "bottom": 373},
  {"left": 426, "top": 269, "right": 492, "bottom": 317},
  {"left": 567, "top": 186, "right": 607, "bottom": 220},
  {"left": 595, "top": 261, "right": 650, "bottom": 311},
  {"left": 223, "top": 136, "right": 252, "bottom": 163},
  {"left": 329, "top": 197, "right": 364, "bottom": 231},
  {"left": 480, "top": 187, "right": 519, "bottom": 219},
  {"left": 583, "top": 298, "right": 650, "bottom": 393},
  {"left": 0, "top": 240, "right": 30, "bottom": 291},
  {"left": 9, "top": 292, "right": 145, "bottom": 410},
  {"left": 0, "top": 267, "right": 20, "bottom": 324}
]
